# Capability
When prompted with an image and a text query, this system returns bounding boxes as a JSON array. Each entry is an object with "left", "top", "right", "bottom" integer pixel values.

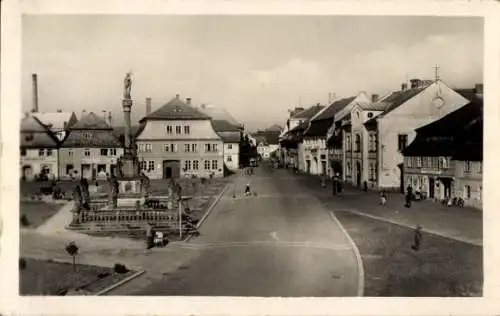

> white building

[
  {"left": 20, "top": 114, "right": 60, "bottom": 180},
  {"left": 361, "top": 79, "right": 469, "bottom": 191}
]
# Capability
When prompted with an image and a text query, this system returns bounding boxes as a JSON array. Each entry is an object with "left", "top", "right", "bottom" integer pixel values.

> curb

[
  {"left": 343, "top": 209, "right": 482, "bottom": 247},
  {"left": 96, "top": 270, "right": 145, "bottom": 296},
  {"left": 185, "top": 183, "right": 229, "bottom": 242},
  {"left": 329, "top": 211, "right": 364, "bottom": 297}
]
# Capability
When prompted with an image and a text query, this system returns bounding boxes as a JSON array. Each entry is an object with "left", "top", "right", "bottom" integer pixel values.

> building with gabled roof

[
  {"left": 59, "top": 112, "right": 124, "bottom": 180},
  {"left": 362, "top": 79, "right": 470, "bottom": 192},
  {"left": 31, "top": 111, "right": 78, "bottom": 142},
  {"left": 210, "top": 119, "right": 242, "bottom": 170},
  {"left": 136, "top": 95, "right": 224, "bottom": 179},
  {"left": 403, "top": 98, "right": 482, "bottom": 208},
  {"left": 301, "top": 94, "right": 368, "bottom": 176},
  {"left": 279, "top": 105, "right": 324, "bottom": 169},
  {"left": 20, "top": 114, "right": 60, "bottom": 180}
]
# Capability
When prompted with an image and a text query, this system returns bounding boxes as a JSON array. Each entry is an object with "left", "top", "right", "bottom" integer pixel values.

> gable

[
  {"left": 61, "top": 130, "right": 122, "bottom": 148},
  {"left": 71, "top": 112, "right": 112, "bottom": 130},
  {"left": 141, "top": 96, "right": 210, "bottom": 122}
]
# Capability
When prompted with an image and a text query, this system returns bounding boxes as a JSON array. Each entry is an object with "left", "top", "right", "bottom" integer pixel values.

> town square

[{"left": 13, "top": 14, "right": 484, "bottom": 298}]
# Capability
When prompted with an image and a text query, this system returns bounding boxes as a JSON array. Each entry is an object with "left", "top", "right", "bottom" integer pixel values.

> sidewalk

[{"left": 289, "top": 170, "right": 482, "bottom": 246}]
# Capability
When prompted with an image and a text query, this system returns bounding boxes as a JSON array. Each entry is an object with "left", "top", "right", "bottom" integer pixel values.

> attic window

[
  {"left": 174, "top": 106, "right": 183, "bottom": 112},
  {"left": 25, "top": 134, "right": 34, "bottom": 142},
  {"left": 83, "top": 132, "right": 93, "bottom": 140},
  {"left": 367, "top": 112, "right": 374, "bottom": 118}
]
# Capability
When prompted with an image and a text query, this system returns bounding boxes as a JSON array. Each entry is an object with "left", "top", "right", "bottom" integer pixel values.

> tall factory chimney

[
  {"left": 145, "top": 98, "right": 152, "bottom": 115},
  {"left": 32, "top": 73, "right": 39, "bottom": 113}
]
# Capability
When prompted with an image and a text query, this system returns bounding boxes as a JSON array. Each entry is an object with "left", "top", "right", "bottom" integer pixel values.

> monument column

[{"left": 122, "top": 98, "right": 133, "bottom": 156}]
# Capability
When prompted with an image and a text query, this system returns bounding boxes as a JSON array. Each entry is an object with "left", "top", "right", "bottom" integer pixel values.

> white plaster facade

[
  {"left": 376, "top": 82, "right": 469, "bottom": 190},
  {"left": 224, "top": 142, "right": 240, "bottom": 170},
  {"left": 20, "top": 148, "right": 59, "bottom": 180}
]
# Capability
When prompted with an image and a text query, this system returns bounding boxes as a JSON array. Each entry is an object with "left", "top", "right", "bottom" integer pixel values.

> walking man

[{"left": 405, "top": 184, "right": 413, "bottom": 208}]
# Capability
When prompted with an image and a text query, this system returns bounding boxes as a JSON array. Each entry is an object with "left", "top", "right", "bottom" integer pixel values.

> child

[
  {"left": 244, "top": 183, "right": 251, "bottom": 196},
  {"left": 380, "top": 191, "right": 387, "bottom": 206}
]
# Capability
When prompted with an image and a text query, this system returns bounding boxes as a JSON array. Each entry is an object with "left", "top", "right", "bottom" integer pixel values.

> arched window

[{"left": 355, "top": 134, "right": 361, "bottom": 152}]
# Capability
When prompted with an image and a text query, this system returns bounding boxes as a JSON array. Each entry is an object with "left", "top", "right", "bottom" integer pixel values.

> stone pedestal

[{"left": 118, "top": 179, "right": 143, "bottom": 195}]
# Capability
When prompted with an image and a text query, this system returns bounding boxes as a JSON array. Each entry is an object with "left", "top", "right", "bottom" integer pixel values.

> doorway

[
  {"left": 321, "top": 161, "right": 327, "bottom": 176},
  {"left": 397, "top": 163, "right": 404, "bottom": 194},
  {"left": 306, "top": 160, "right": 311, "bottom": 174},
  {"left": 163, "top": 160, "right": 180, "bottom": 179},
  {"left": 81, "top": 164, "right": 92, "bottom": 179},
  {"left": 429, "top": 177, "right": 435, "bottom": 199},
  {"left": 356, "top": 161, "right": 361, "bottom": 187},
  {"left": 22, "top": 165, "right": 33, "bottom": 180}
]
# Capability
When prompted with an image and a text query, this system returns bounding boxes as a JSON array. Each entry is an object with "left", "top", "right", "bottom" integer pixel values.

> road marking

[{"left": 270, "top": 232, "right": 280, "bottom": 242}]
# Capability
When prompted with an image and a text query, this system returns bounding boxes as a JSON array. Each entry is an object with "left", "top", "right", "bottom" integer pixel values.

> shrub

[
  {"left": 20, "top": 214, "right": 30, "bottom": 227},
  {"left": 114, "top": 263, "right": 129, "bottom": 274},
  {"left": 97, "top": 272, "right": 110, "bottom": 279}
]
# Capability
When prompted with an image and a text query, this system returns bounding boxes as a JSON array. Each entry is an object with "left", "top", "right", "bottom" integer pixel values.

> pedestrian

[
  {"left": 244, "top": 183, "right": 251, "bottom": 196},
  {"left": 411, "top": 225, "right": 423, "bottom": 251},
  {"left": 363, "top": 181, "right": 368, "bottom": 192},
  {"left": 335, "top": 173, "right": 342, "bottom": 194},
  {"left": 145, "top": 223, "right": 155, "bottom": 252},
  {"left": 405, "top": 184, "right": 413, "bottom": 208},
  {"left": 380, "top": 191, "right": 387, "bottom": 205}
]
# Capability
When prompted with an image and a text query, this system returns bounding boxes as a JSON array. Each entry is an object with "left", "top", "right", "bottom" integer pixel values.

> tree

[{"left": 65, "top": 241, "right": 79, "bottom": 272}]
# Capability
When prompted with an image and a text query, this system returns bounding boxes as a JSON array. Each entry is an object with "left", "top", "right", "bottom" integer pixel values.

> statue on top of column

[{"left": 124, "top": 72, "right": 132, "bottom": 100}]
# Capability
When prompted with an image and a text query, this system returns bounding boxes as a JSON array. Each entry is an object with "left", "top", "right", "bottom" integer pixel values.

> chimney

[
  {"left": 401, "top": 83, "right": 408, "bottom": 91},
  {"left": 175, "top": 94, "right": 180, "bottom": 100},
  {"left": 145, "top": 98, "right": 152, "bottom": 115},
  {"left": 186, "top": 97, "right": 192, "bottom": 105},
  {"left": 32, "top": 73, "right": 39, "bottom": 113},
  {"left": 475, "top": 84, "right": 484, "bottom": 95},
  {"left": 63, "top": 121, "right": 68, "bottom": 130},
  {"left": 108, "top": 112, "right": 112, "bottom": 125},
  {"left": 57, "top": 109, "right": 62, "bottom": 113},
  {"left": 201, "top": 104, "right": 206, "bottom": 109},
  {"left": 371, "top": 94, "right": 379, "bottom": 103}
]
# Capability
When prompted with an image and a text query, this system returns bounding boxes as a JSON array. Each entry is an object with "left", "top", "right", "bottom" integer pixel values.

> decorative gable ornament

[{"left": 432, "top": 96, "right": 445, "bottom": 109}]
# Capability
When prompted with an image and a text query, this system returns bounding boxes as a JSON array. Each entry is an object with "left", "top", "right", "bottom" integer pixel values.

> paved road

[{"left": 133, "top": 164, "right": 360, "bottom": 296}]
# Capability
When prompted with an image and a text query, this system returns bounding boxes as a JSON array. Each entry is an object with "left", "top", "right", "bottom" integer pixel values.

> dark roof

[
  {"left": 140, "top": 96, "right": 210, "bottom": 122},
  {"left": 211, "top": 120, "right": 241, "bottom": 132},
  {"left": 378, "top": 87, "right": 427, "bottom": 114},
  {"left": 61, "top": 130, "right": 122, "bottom": 148},
  {"left": 312, "top": 97, "right": 355, "bottom": 121},
  {"left": 303, "top": 119, "right": 333, "bottom": 138},
  {"left": 415, "top": 100, "right": 483, "bottom": 136},
  {"left": 70, "top": 112, "right": 112, "bottom": 130},
  {"left": 292, "top": 105, "right": 325, "bottom": 119},
  {"left": 403, "top": 100, "right": 483, "bottom": 159},
  {"left": 113, "top": 124, "right": 146, "bottom": 139},
  {"left": 218, "top": 131, "right": 241, "bottom": 143},
  {"left": 253, "top": 131, "right": 280, "bottom": 145}
]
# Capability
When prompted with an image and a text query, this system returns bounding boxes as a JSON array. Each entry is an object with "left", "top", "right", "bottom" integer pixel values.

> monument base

[{"left": 117, "top": 179, "right": 143, "bottom": 195}]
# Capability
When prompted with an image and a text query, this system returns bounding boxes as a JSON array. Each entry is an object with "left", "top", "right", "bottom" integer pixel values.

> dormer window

[{"left": 25, "top": 133, "right": 34, "bottom": 142}]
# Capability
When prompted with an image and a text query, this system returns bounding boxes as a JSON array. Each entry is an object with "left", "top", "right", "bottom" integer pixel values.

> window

[
  {"left": 184, "top": 160, "right": 192, "bottom": 171},
  {"left": 439, "top": 157, "right": 449, "bottom": 169},
  {"left": 110, "top": 148, "right": 117, "bottom": 156},
  {"left": 398, "top": 134, "right": 408, "bottom": 151},
  {"left": 479, "top": 162, "right": 482, "bottom": 174},
  {"left": 83, "top": 132, "right": 93, "bottom": 140},
  {"left": 354, "top": 134, "right": 361, "bottom": 152},
  {"left": 145, "top": 144, "right": 152, "bottom": 152},
  {"left": 193, "top": 160, "right": 199, "bottom": 170},
  {"left": 39, "top": 149, "right": 45, "bottom": 156},
  {"left": 368, "top": 133, "right": 376, "bottom": 152},
  {"left": 184, "top": 144, "right": 191, "bottom": 152},
  {"left": 416, "top": 157, "right": 422, "bottom": 168},
  {"left": 46, "top": 149, "right": 53, "bottom": 156},
  {"left": 464, "top": 161, "right": 471, "bottom": 173},
  {"left": 184, "top": 126, "right": 190, "bottom": 134},
  {"left": 21, "top": 148, "right": 26, "bottom": 156},
  {"left": 100, "top": 149, "right": 108, "bottom": 156},
  {"left": 346, "top": 135, "right": 351, "bottom": 151},
  {"left": 66, "top": 164, "right": 74, "bottom": 175},
  {"left": 205, "top": 144, "right": 211, "bottom": 152},
  {"left": 227, "top": 156, "right": 232, "bottom": 162},
  {"left": 176, "top": 126, "right": 182, "bottom": 134},
  {"left": 148, "top": 161, "right": 155, "bottom": 172},
  {"left": 465, "top": 185, "right": 472, "bottom": 199},
  {"left": 69, "top": 149, "right": 73, "bottom": 157},
  {"left": 166, "top": 125, "right": 173, "bottom": 134},
  {"left": 84, "top": 149, "right": 90, "bottom": 157},
  {"left": 212, "top": 160, "right": 218, "bottom": 170},
  {"left": 204, "top": 160, "right": 210, "bottom": 170},
  {"left": 213, "top": 144, "right": 218, "bottom": 152},
  {"left": 369, "top": 162, "right": 377, "bottom": 181},
  {"left": 192, "top": 144, "right": 198, "bottom": 152},
  {"left": 140, "top": 161, "right": 147, "bottom": 171},
  {"left": 228, "top": 144, "right": 232, "bottom": 150},
  {"left": 346, "top": 161, "right": 352, "bottom": 176},
  {"left": 164, "top": 144, "right": 177, "bottom": 152}
]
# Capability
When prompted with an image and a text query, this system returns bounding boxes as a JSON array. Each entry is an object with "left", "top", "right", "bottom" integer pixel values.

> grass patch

[
  {"left": 19, "top": 258, "right": 134, "bottom": 295},
  {"left": 335, "top": 211, "right": 483, "bottom": 297},
  {"left": 20, "top": 201, "right": 61, "bottom": 228}
]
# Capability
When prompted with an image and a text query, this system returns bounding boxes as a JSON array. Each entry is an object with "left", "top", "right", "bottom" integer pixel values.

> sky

[{"left": 22, "top": 15, "right": 483, "bottom": 131}]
